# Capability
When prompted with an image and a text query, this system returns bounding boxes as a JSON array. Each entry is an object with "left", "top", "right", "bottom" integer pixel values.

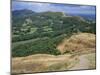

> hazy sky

[{"left": 12, "top": 1, "right": 96, "bottom": 15}]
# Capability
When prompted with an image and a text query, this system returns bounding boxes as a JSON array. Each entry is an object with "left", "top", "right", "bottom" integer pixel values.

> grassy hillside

[
  {"left": 12, "top": 53, "right": 96, "bottom": 73},
  {"left": 57, "top": 33, "right": 96, "bottom": 54},
  {"left": 12, "top": 54, "right": 78, "bottom": 73},
  {"left": 12, "top": 10, "right": 95, "bottom": 42},
  {"left": 12, "top": 10, "right": 96, "bottom": 73},
  {"left": 12, "top": 10, "right": 96, "bottom": 57}
]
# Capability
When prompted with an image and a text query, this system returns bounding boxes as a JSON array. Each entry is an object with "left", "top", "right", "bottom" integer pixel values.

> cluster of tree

[
  {"left": 12, "top": 36, "right": 66, "bottom": 57},
  {"left": 12, "top": 10, "right": 96, "bottom": 57}
]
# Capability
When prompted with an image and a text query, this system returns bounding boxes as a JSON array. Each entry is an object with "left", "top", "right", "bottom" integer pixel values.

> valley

[{"left": 12, "top": 9, "right": 96, "bottom": 73}]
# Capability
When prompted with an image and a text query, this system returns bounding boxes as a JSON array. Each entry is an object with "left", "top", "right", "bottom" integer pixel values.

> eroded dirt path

[{"left": 70, "top": 55, "right": 89, "bottom": 70}]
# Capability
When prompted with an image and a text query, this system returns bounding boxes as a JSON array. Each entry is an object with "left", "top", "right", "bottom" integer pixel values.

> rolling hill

[{"left": 12, "top": 9, "right": 96, "bottom": 57}]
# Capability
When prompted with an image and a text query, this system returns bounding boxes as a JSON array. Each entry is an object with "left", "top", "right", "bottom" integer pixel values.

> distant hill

[
  {"left": 12, "top": 10, "right": 96, "bottom": 42},
  {"left": 66, "top": 13, "right": 96, "bottom": 21},
  {"left": 12, "top": 9, "right": 36, "bottom": 17}
]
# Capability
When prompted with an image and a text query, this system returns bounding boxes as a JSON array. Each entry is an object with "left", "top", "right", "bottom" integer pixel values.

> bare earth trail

[{"left": 70, "top": 55, "right": 89, "bottom": 70}]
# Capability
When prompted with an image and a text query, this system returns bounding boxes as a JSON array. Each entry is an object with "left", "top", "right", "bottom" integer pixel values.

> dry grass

[
  {"left": 12, "top": 53, "right": 96, "bottom": 74},
  {"left": 12, "top": 33, "right": 96, "bottom": 74},
  {"left": 57, "top": 33, "right": 96, "bottom": 54},
  {"left": 12, "top": 54, "right": 78, "bottom": 73}
]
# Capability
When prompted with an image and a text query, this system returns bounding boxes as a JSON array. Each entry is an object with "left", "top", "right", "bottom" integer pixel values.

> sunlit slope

[
  {"left": 12, "top": 54, "right": 78, "bottom": 73},
  {"left": 57, "top": 33, "right": 96, "bottom": 54}
]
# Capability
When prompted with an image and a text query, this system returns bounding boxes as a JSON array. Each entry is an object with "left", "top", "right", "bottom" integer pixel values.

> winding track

[{"left": 70, "top": 55, "right": 89, "bottom": 70}]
